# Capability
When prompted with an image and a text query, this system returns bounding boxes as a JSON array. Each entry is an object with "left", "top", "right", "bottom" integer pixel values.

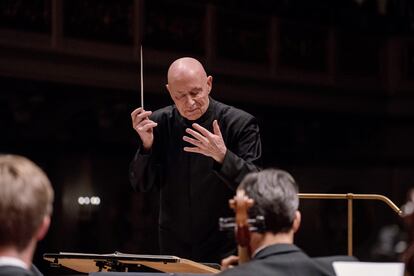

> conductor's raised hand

[
  {"left": 183, "top": 120, "right": 227, "bottom": 163},
  {"left": 131, "top": 107, "right": 158, "bottom": 150}
]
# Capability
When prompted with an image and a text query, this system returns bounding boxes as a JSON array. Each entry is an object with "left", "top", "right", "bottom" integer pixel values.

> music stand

[{"left": 44, "top": 252, "right": 220, "bottom": 274}]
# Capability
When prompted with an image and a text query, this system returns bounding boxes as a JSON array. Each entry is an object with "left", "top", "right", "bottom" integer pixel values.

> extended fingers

[
  {"left": 183, "top": 146, "right": 203, "bottom": 154},
  {"left": 213, "top": 120, "right": 222, "bottom": 137},
  {"left": 186, "top": 127, "right": 209, "bottom": 144},
  {"left": 183, "top": 135, "right": 203, "bottom": 147},
  {"left": 191, "top": 123, "right": 214, "bottom": 139}
]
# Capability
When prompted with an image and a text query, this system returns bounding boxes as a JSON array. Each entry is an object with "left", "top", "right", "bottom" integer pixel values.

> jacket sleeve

[
  {"left": 214, "top": 117, "right": 262, "bottom": 190},
  {"left": 129, "top": 123, "right": 163, "bottom": 192}
]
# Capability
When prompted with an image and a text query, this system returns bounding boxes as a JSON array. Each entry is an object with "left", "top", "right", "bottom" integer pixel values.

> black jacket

[
  {"left": 130, "top": 98, "right": 262, "bottom": 263},
  {"left": 218, "top": 244, "right": 335, "bottom": 276},
  {"left": 0, "top": 266, "right": 34, "bottom": 276}
]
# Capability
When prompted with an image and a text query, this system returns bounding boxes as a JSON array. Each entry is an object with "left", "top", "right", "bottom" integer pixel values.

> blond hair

[{"left": 0, "top": 154, "right": 54, "bottom": 251}]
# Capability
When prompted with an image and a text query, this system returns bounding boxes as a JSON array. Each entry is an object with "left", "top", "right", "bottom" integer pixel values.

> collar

[
  {"left": 252, "top": 244, "right": 268, "bottom": 258},
  {"left": 0, "top": 256, "right": 29, "bottom": 270},
  {"left": 254, "top": 243, "right": 301, "bottom": 260}
]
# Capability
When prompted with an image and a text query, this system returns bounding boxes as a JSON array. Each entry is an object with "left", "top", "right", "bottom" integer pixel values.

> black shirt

[{"left": 129, "top": 98, "right": 262, "bottom": 263}]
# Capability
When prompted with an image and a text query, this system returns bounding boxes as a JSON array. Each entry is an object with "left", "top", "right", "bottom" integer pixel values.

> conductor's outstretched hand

[{"left": 183, "top": 120, "right": 227, "bottom": 164}]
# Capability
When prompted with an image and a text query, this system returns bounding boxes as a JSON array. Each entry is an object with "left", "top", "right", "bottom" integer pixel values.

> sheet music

[{"left": 333, "top": 261, "right": 405, "bottom": 276}]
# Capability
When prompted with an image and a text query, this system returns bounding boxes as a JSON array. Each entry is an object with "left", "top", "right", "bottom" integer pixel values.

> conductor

[{"left": 129, "top": 57, "right": 262, "bottom": 263}]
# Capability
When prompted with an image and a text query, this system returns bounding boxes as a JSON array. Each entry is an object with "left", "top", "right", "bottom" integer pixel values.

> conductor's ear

[
  {"left": 165, "top": 84, "right": 170, "bottom": 93},
  {"left": 207, "top": 76, "right": 213, "bottom": 94}
]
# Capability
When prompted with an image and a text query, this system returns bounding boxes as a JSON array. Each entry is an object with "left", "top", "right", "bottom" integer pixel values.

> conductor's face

[{"left": 166, "top": 58, "right": 212, "bottom": 121}]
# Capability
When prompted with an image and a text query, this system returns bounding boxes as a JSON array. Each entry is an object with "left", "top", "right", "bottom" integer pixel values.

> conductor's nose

[{"left": 185, "top": 95, "right": 195, "bottom": 107}]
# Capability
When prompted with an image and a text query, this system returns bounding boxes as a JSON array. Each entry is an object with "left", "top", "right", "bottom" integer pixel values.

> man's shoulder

[
  {"left": 246, "top": 244, "right": 334, "bottom": 275},
  {"left": 213, "top": 99, "right": 256, "bottom": 122},
  {"left": 219, "top": 253, "right": 332, "bottom": 276},
  {"left": 151, "top": 105, "right": 175, "bottom": 121},
  {"left": 0, "top": 266, "right": 33, "bottom": 276},
  {"left": 218, "top": 263, "right": 258, "bottom": 276}
]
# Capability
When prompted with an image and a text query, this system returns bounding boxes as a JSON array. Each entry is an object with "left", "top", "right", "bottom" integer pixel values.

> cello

[
  {"left": 219, "top": 189, "right": 265, "bottom": 265},
  {"left": 229, "top": 189, "right": 254, "bottom": 264}
]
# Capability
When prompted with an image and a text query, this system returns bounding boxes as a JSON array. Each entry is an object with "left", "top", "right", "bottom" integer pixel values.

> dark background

[{"left": 1, "top": 0, "right": 414, "bottom": 274}]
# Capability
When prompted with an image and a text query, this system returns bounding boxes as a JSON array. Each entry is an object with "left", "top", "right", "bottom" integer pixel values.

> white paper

[{"left": 333, "top": 261, "right": 405, "bottom": 276}]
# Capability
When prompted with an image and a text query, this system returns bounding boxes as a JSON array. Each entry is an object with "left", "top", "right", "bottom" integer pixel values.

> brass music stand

[{"left": 298, "top": 193, "right": 403, "bottom": 256}]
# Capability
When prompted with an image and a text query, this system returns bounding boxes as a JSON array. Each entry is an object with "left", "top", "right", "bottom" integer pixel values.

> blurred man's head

[
  {"left": 238, "top": 169, "right": 300, "bottom": 252},
  {"left": 0, "top": 154, "right": 54, "bottom": 257},
  {"left": 166, "top": 57, "right": 212, "bottom": 121}
]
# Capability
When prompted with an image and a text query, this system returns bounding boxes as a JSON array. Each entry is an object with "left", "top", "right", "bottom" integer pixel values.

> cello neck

[{"left": 229, "top": 189, "right": 254, "bottom": 264}]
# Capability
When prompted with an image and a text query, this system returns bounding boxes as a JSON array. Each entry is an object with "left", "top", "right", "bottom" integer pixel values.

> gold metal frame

[{"left": 298, "top": 193, "right": 403, "bottom": 256}]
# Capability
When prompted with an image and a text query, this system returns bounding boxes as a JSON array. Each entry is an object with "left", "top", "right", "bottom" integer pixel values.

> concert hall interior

[{"left": 1, "top": 0, "right": 414, "bottom": 275}]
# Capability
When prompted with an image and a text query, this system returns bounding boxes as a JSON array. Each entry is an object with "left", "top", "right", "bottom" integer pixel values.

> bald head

[
  {"left": 167, "top": 57, "right": 207, "bottom": 84},
  {"left": 166, "top": 57, "right": 212, "bottom": 121}
]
